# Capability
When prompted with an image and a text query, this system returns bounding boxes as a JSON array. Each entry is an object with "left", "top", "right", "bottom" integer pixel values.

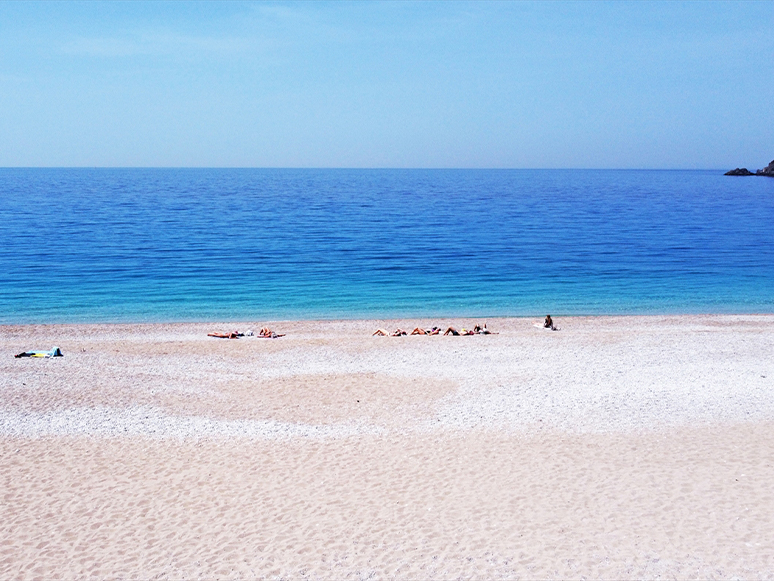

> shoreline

[
  {"left": 4, "top": 310, "right": 774, "bottom": 325},
  {"left": 3, "top": 310, "right": 774, "bottom": 328}
]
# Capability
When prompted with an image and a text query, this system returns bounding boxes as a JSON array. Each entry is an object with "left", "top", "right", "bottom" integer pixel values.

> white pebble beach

[{"left": 2, "top": 315, "right": 773, "bottom": 579}]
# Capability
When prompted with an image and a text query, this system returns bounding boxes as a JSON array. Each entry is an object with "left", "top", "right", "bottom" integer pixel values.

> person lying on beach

[
  {"left": 258, "top": 327, "right": 285, "bottom": 338},
  {"left": 373, "top": 328, "right": 407, "bottom": 336},
  {"left": 208, "top": 332, "right": 241, "bottom": 339},
  {"left": 411, "top": 326, "right": 441, "bottom": 335},
  {"left": 473, "top": 323, "right": 496, "bottom": 334},
  {"left": 443, "top": 327, "right": 475, "bottom": 336}
]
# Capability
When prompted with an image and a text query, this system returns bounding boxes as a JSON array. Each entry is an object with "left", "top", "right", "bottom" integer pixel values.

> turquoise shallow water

[{"left": 0, "top": 168, "right": 772, "bottom": 323}]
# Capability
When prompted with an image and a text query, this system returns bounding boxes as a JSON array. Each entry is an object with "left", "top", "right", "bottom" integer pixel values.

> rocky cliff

[
  {"left": 725, "top": 159, "right": 774, "bottom": 176},
  {"left": 756, "top": 160, "right": 774, "bottom": 177}
]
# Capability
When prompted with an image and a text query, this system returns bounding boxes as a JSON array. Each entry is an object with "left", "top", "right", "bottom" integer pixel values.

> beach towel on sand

[{"left": 15, "top": 347, "right": 63, "bottom": 358}]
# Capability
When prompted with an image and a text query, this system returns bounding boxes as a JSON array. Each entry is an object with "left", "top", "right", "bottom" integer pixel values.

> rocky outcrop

[
  {"left": 755, "top": 160, "right": 774, "bottom": 177},
  {"left": 725, "top": 168, "right": 754, "bottom": 176},
  {"left": 725, "top": 160, "right": 774, "bottom": 177}
]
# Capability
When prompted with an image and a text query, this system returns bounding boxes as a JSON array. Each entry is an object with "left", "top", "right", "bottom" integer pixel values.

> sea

[{"left": 0, "top": 168, "right": 772, "bottom": 324}]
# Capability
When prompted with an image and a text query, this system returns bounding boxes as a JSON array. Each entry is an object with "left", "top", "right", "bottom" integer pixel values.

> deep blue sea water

[{"left": 0, "top": 168, "right": 772, "bottom": 323}]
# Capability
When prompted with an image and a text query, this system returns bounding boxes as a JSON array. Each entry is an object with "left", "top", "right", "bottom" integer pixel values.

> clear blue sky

[{"left": 1, "top": 1, "right": 771, "bottom": 169}]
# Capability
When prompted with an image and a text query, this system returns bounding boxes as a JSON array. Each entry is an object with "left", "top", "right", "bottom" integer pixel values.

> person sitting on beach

[{"left": 544, "top": 315, "right": 555, "bottom": 330}]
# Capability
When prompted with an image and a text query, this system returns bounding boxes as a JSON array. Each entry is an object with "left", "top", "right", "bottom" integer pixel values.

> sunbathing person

[
  {"left": 444, "top": 326, "right": 474, "bottom": 336},
  {"left": 373, "top": 328, "right": 407, "bottom": 336},
  {"left": 411, "top": 326, "right": 440, "bottom": 335},
  {"left": 258, "top": 327, "right": 285, "bottom": 338},
  {"left": 208, "top": 331, "right": 241, "bottom": 339},
  {"left": 474, "top": 324, "right": 491, "bottom": 334},
  {"left": 544, "top": 315, "right": 555, "bottom": 330}
]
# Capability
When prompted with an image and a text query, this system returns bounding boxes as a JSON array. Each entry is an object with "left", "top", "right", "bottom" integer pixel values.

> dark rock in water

[
  {"left": 755, "top": 160, "right": 774, "bottom": 177},
  {"left": 724, "top": 159, "right": 774, "bottom": 176}
]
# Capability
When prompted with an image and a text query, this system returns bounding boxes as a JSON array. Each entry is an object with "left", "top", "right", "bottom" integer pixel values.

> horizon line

[{"left": 0, "top": 166, "right": 732, "bottom": 172}]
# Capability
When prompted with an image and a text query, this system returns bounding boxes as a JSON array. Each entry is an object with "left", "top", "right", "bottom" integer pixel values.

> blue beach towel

[{"left": 14, "top": 347, "right": 63, "bottom": 358}]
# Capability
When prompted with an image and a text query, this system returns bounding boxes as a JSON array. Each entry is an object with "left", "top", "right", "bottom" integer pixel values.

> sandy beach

[{"left": 2, "top": 315, "right": 774, "bottom": 579}]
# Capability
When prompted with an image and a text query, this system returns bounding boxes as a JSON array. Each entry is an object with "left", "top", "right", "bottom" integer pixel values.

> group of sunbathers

[
  {"left": 207, "top": 318, "right": 559, "bottom": 339},
  {"left": 373, "top": 324, "right": 495, "bottom": 337},
  {"left": 207, "top": 327, "right": 284, "bottom": 339}
]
